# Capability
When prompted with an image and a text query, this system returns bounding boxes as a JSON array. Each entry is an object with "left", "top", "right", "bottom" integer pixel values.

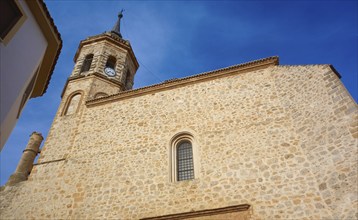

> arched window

[
  {"left": 94, "top": 92, "right": 108, "bottom": 99},
  {"left": 105, "top": 56, "right": 116, "bottom": 69},
  {"left": 80, "top": 54, "right": 93, "bottom": 73},
  {"left": 170, "top": 132, "right": 199, "bottom": 182},
  {"left": 63, "top": 92, "right": 82, "bottom": 116}
]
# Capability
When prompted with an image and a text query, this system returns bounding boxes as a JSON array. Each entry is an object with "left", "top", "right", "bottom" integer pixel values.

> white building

[{"left": 0, "top": 0, "right": 62, "bottom": 150}]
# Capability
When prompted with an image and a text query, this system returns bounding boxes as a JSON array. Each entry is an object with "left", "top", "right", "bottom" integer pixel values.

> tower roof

[{"left": 111, "top": 9, "right": 124, "bottom": 38}]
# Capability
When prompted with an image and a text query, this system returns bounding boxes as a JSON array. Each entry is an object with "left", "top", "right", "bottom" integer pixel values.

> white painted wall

[{"left": 0, "top": 1, "right": 47, "bottom": 149}]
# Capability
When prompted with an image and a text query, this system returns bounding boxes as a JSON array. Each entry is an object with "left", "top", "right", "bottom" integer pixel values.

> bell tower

[
  {"left": 36, "top": 11, "right": 139, "bottom": 162},
  {"left": 65, "top": 10, "right": 139, "bottom": 99}
]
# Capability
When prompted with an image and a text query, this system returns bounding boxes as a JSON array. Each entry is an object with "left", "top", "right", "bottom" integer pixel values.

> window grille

[
  {"left": 80, "top": 54, "right": 93, "bottom": 73},
  {"left": 177, "top": 141, "right": 194, "bottom": 181}
]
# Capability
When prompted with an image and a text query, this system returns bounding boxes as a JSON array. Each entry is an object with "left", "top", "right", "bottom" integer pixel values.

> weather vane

[
  {"left": 112, "top": 9, "right": 125, "bottom": 38},
  {"left": 118, "top": 9, "right": 125, "bottom": 18}
]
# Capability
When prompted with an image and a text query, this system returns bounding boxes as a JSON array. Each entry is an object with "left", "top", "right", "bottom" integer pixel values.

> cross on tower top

[{"left": 111, "top": 9, "right": 125, "bottom": 38}]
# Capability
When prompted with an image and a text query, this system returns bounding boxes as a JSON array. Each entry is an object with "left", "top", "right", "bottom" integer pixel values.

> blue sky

[{"left": 1, "top": 1, "right": 357, "bottom": 186}]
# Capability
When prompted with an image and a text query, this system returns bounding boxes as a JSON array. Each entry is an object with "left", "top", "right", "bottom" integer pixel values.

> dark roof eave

[{"left": 31, "top": 0, "right": 62, "bottom": 98}]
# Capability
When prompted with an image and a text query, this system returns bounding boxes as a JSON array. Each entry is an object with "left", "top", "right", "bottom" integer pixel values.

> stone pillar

[{"left": 6, "top": 132, "right": 43, "bottom": 186}]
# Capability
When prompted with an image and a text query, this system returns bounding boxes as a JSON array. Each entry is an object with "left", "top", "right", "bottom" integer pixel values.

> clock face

[{"left": 104, "top": 67, "right": 116, "bottom": 77}]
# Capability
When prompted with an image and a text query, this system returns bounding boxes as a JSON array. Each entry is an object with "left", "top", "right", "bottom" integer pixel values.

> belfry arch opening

[
  {"left": 80, "top": 54, "right": 93, "bottom": 73},
  {"left": 106, "top": 56, "right": 116, "bottom": 69}
]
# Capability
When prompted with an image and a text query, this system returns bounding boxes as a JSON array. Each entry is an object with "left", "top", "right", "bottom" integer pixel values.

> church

[{"left": 1, "top": 11, "right": 357, "bottom": 220}]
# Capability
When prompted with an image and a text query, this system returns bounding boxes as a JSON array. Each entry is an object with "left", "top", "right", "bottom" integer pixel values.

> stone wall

[
  {"left": 38, "top": 75, "right": 121, "bottom": 163},
  {"left": 1, "top": 64, "right": 357, "bottom": 219},
  {"left": 272, "top": 65, "right": 358, "bottom": 219}
]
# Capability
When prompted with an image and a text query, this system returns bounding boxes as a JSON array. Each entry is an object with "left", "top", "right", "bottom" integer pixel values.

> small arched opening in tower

[
  {"left": 80, "top": 54, "right": 93, "bottom": 73},
  {"left": 105, "top": 56, "right": 116, "bottom": 69},
  {"left": 63, "top": 92, "right": 83, "bottom": 116}
]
